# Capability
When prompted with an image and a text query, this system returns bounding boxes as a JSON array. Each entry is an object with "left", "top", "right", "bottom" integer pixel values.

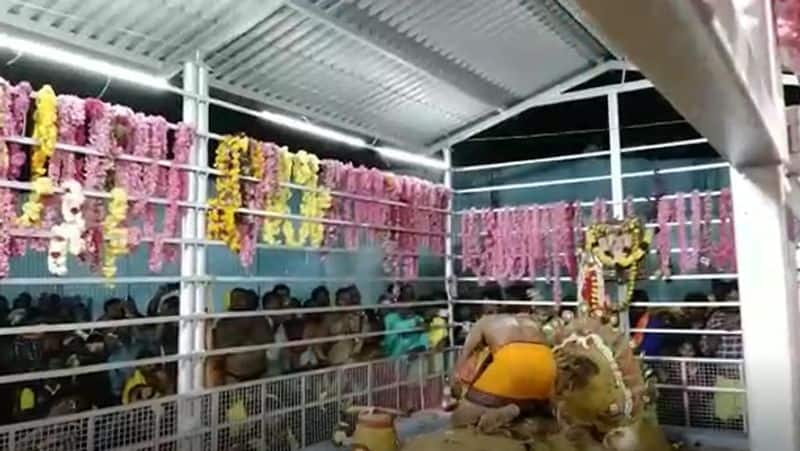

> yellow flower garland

[
  {"left": 17, "top": 85, "right": 57, "bottom": 227},
  {"left": 31, "top": 85, "right": 57, "bottom": 178},
  {"left": 293, "top": 150, "right": 331, "bottom": 247},
  {"left": 262, "top": 147, "right": 293, "bottom": 245},
  {"left": 17, "top": 177, "right": 55, "bottom": 227},
  {"left": 102, "top": 187, "right": 129, "bottom": 280},
  {"left": 207, "top": 136, "right": 247, "bottom": 252}
]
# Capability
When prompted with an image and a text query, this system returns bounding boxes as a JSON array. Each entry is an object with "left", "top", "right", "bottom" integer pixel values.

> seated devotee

[
  {"left": 322, "top": 286, "right": 371, "bottom": 365},
  {"left": 307, "top": 285, "right": 330, "bottom": 308},
  {"left": 122, "top": 349, "right": 174, "bottom": 405},
  {"left": 382, "top": 285, "right": 429, "bottom": 358},
  {"left": 451, "top": 313, "right": 556, "bottom": 433},
  {"left": 206, "top": 289, "right": 272, "bottom": 387}
]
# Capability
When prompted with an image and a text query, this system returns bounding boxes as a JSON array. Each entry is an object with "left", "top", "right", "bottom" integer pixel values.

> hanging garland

[
  {"left": 207, "top": 135, "right": 247, "bottom": 253},
  {"left": 293, "top": 150, "right": 332, "bottom": 247},
  {"left": 31, "top": 85, "right": 58, "bottom": 178},
  {"left": 262, "top": 147, "right": 293, "bottom": 245},
  {"left": 655, "top": 196, "right": 674, "bottom": 278},
  {"left": 102, "top": 187, "right": 129, "bottom": 280},
  {"left": 150, "top": 123, "right": 194, "bottom": 273},
  {"left": 48, "top": 180, "right": 87, "bottom": 276}
]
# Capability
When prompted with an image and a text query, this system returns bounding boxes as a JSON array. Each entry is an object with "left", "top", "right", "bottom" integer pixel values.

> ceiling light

[
  {"left": 260, "top": 110, "right": 367, "bottom": 148},
  {"left": 0, "top": 33, "right": 169, "bottom": 90},
  {"left": 373, "top": 146, "right": 448, "bottom": 170}
]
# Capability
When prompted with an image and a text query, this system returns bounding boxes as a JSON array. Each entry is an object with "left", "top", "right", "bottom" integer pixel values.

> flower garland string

[
  {"left": 294, "top": 150, "right": 331, "bottom": 247},
  {"left": 714, "top": 188, "right": 737, "bottom": 271},
  {"left": 143, "top": 116, "right": 168, "bottom": 263},
  {"left": 150, "top": 123, "right": 194, "bottom": 272},
  {"left": 3, "top": 81, "right": 32, "bottom": 180},
  {"left": 102, "top": 187, "right": 128, "bottom": 281},
  {"left": 50, "top": 96, "right": 86, "bottom": 184},
  {"left": 48, "top": 180, "right": 87, "bottom": 276},
  {"left": 18, "top": 86, "right": 58, "bottom": 241},
  {"left": 262, "top": 147, "right": 293, "bottom": 246},
  {"left": 656, "top": 196, "right": 674, "bottom": 278},
  {"left": 208, "top": 135, "right": 246, "bottom": 253},
  {"left": 688, "top": 190, "right": 702, "bottom": 272},
  {"left": 675, "top": 192, "right": 691, "bottom": 273},
  {"left": 700, "top": 192, "right": 714, "bottom": 268}
]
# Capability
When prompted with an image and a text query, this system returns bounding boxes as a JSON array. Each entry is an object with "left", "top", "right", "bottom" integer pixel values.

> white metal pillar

[
  {"left": 178, "top": 60, "right": 199, "bottom": 397},
  {"left": 730, "top": 166, "right": 800, "bottom": 451},
  {"left": 607, "top": 92, "right": 624, "bottom": 219},
  {"left": 443, "top": 148, "right": 456, "bottom": 350},
  {"left": 193, "top": 63, "right": 209, "bottom": 389}
]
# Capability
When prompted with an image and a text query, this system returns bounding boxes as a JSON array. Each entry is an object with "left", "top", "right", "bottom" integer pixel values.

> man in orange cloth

[{"left": 451, "top": 314, "right": 556, "bottom": 433}]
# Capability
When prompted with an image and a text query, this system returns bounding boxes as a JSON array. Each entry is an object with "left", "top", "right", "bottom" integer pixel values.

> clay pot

[{"left": 351, "top": 411, "right": 398, "bottom": 451}]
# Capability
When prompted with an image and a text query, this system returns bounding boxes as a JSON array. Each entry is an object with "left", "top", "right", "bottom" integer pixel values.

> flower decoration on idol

[
  {"left": 262, "top": 147, "right": 293, "bottom": 246},
  {"left": 102, "top": 188, "right": 129, "bottom": 280},
  {"left": 48, "top": 180, "right": 87, "bottom": 276},
  {"left": 207, "top": 135, "right": 246, "bottom": 252},
  {"left": 581, "top": 216, "right": 653, "bottom": 317}
]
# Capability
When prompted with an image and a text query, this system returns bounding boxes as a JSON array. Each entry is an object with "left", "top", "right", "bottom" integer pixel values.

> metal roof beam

[
  {"left": 425, "top": 60, "right": 616, "bottom": 152},
  {"left": 284, "top": 0, "right": 514, "bottom": 108},
  {"left": 572, "top": 0, "right": 786, "bottom": 169}
]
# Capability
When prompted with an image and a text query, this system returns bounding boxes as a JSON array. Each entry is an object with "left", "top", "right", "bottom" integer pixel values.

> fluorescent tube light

[
  {"left": 373, "top": 146, "right": 448, "bottom": 170},
  {"left": 0, "top": 33, "right": 169, "bottom": 90},
  {"left": 260, "top": 110, "right": 367, "bottom": 148}
]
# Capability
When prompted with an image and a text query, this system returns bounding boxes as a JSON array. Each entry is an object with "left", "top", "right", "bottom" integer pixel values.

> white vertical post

[
  {"left": 607, "top": 92, "right": 629, "bottom": 331},
  {"left": 730, "top": 166, "right": 800, "bottom": 451},
  {"left": 193, "top": 61, "right": 209, "bottom": 388},
  {"left": 178, "top": 60, "right": 199, "bottom": 397},
  {"left": 443, "top": 148, "right": 456, "bottom": 348},
  {"left": 608, "top": 92, "right": 623, "bottom": 219},
  {"left": 178, "top": 59, "right": 200, "bottom": 449}
]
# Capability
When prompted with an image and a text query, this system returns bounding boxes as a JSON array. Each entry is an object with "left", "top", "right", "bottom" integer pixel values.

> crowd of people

[
  {"left": 0, "top": 278, "right": 742, "bottom": 428},
  {"left": 0, "top": 282, "right": 449, "bottom": 425}
]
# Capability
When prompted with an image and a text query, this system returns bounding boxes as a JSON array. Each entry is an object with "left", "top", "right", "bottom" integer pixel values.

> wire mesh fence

[{"left": 0, "top": 349, "right": 454, "bottom": 451}]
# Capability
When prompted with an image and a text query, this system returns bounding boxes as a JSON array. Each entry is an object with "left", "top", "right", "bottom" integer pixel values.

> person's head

[
  {"left": 262, "top": 291, "right": 284, "bottom": 310},
  {"left": 347, "top": 285, "right": 362, "bottom": 305},
  {"left": 678, "top": 341, "right": 697, "bottom": 358},
  {"left": 398, "top": 284, "right": 416, "bottom": 303},
  {"left": 310, "top": 286, "right": 330, "bottom": 307},
  {"left": 273, "top": 284, "right": 291, "bottom": 300},
  {"left": 334, "top": 287, "right": 351, "bottom": 307},
  {"left": 0, "top": 295, "right": 8, "bottom": 313},
  {"left": 229, "top": 288, "right": 258, "bottom": 311},
  {"left": 13, "top": 292, "right": 32, "bottom": 310},
  {"left": 104, "top": 298, "right": 125, "bottom": 319}
]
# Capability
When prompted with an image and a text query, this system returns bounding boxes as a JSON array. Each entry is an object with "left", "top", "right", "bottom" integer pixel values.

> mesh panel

[{"left": 14, "top": 418, "right": 88, "bottom": 451}]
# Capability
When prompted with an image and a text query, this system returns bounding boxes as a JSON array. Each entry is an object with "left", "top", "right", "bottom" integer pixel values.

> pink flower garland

[
  {"left": 50, "top": 95, "right": 86, "bottom": 184},
  {"left": 675, "top": 192, "right": 692, "bottom": 274},
  {"left": 144, "top": 116, "right": 168, "bottom": 271},
  {"left": 656, "top": 196, "right": 674, "bottom": 278},
  {"left": 0, "top": 189, "right": 14, "bottom": 277},
  {"left": 591, "top": 198, "right": 608, "bottom": 223},
  {"left": 527, "top": 206, "right": 543, "bottom": 279},
  {"left": 776, "top": 0, "right": 800, "bottom": 73},
  {"left": 700, "top": 192, "right": 714, "bottom": 268},
  {"left": 714, "top": 188, "right": 737, "bottom": 272},
  {"left": 688, "top": 191, "right": 702, "bottom": 272},
  {"left": 237, "top": 141, "right": 276, "bottom": 269},
  {"left": 150, "top": 123, "right": 194, "bottom": 272},
  {"left": 9, "top": 81, "right": 32, "bottom": 180}
]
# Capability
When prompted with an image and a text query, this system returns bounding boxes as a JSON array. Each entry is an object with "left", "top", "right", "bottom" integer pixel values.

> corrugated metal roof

[{"left": 0, "top": 0, "right": 610, "bottom": 149}]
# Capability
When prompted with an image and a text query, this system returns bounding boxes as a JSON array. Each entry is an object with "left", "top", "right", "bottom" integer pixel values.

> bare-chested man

[
  {"left": 207, "top": 289, "right": 272, "bottom": 386},
  {"left": 452, "top": 314, "right": 556, "bottom": 433}
]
